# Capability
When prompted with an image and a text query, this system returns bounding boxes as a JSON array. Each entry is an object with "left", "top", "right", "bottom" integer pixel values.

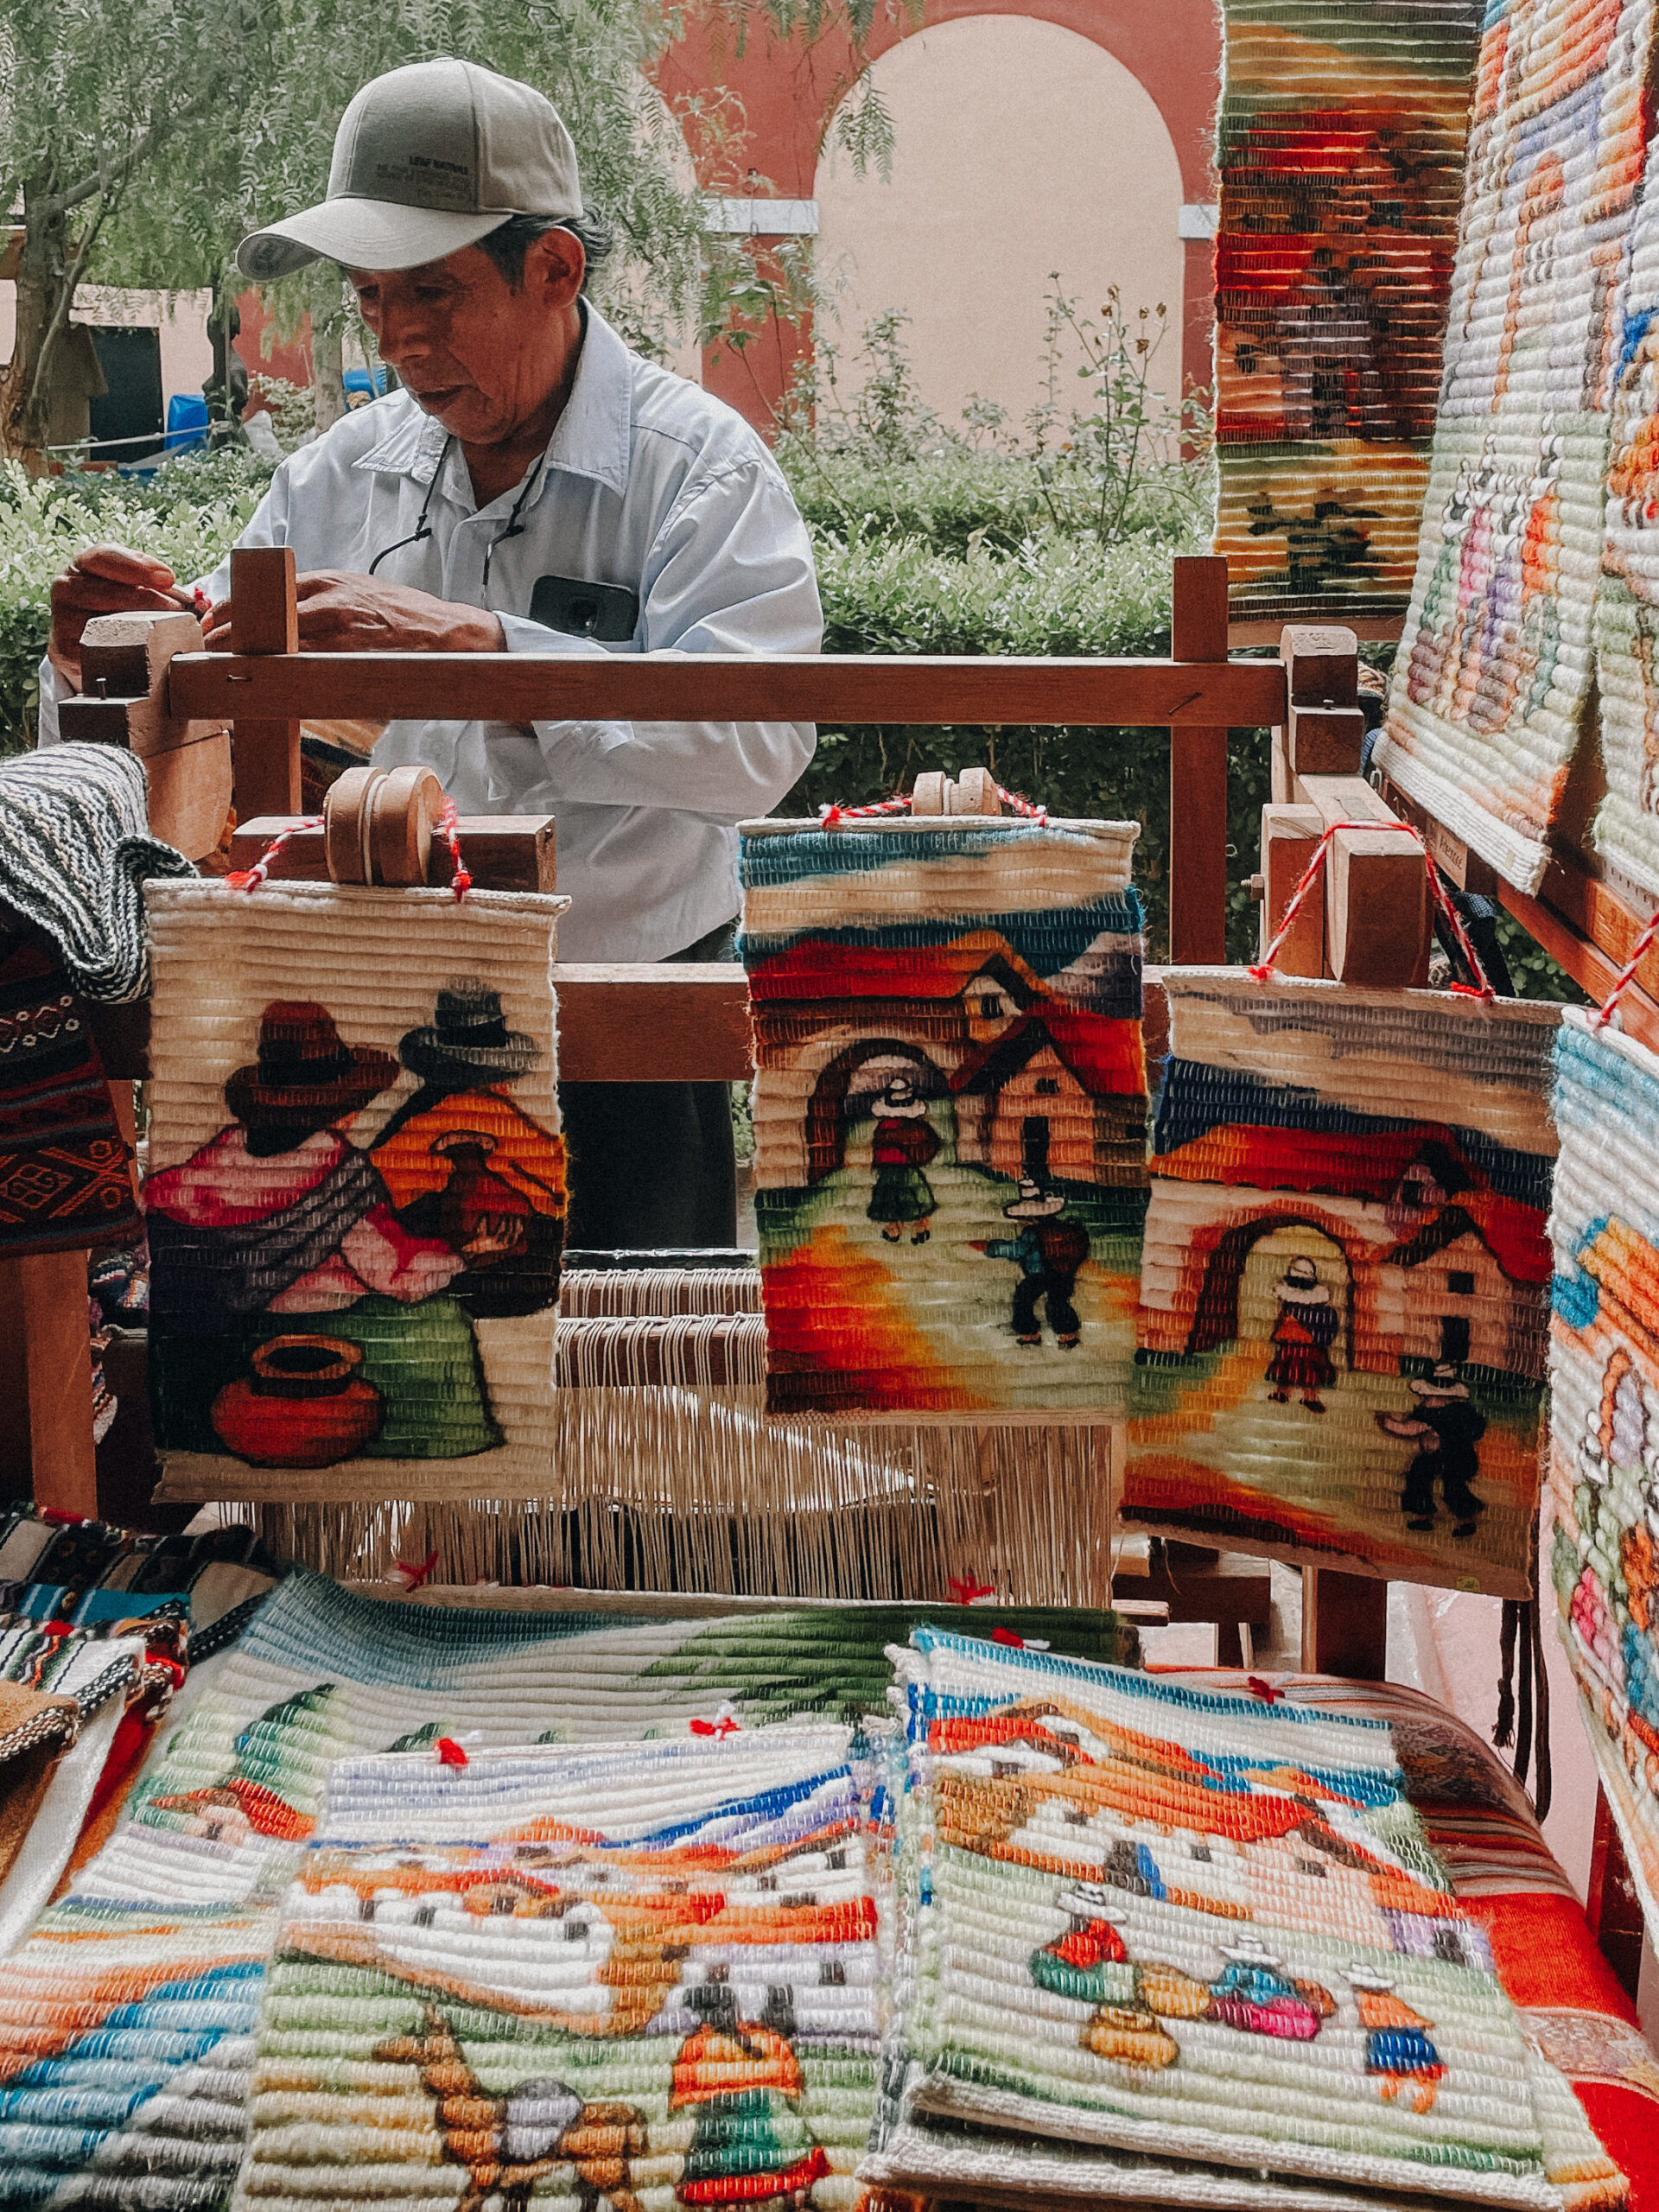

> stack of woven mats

[
  {"left": 0, "top": 1571, "right": 1132, "bottom": 2207},
  {"left": 865, "top": 1630, "right": 1638, "bottom": 2212}
]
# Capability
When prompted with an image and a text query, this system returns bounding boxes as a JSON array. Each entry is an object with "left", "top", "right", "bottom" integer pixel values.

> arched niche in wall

[{"left": 814, "top": 14, "right": 1185, "bottom": 432}]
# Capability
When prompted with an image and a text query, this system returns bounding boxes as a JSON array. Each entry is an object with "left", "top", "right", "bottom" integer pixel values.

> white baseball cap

[{"left": 238, "top": 58, "right": 583, "bottom": 282}]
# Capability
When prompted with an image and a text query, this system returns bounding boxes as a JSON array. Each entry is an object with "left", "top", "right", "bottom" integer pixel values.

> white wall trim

[{"left": 701, "top": 197, "right": 820, "bottom": 236}]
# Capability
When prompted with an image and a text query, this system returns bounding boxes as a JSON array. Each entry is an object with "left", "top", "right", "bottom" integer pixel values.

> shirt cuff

[{"left": 496, "top": 613, "right": 612, "bottom": 662}]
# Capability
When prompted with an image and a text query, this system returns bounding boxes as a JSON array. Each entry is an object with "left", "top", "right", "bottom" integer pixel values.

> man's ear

[{"left": 530, "top": 226, "right": 586, "bottom": 308}]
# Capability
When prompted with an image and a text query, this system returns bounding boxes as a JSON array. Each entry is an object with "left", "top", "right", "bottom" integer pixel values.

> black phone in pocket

[{"left": 531, "top": 572, "right": 640, "bottom": 643}]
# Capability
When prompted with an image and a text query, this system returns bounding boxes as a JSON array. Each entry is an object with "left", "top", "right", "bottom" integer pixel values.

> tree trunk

[
  {"left": 312, "top": 321, "right": 347, "bottom": 438},
  {"left": 0, "top": 175, "right": 73, "bottom": 471}
]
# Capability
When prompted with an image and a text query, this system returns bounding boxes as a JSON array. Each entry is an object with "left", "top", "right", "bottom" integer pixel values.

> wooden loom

[{"left": 0, "top": 550, "right": 1529, "bottom": 1643}]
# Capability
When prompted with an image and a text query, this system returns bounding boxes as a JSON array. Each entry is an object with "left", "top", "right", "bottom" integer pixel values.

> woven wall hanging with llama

[
  {"left": 1123, "top": 972, "right": 1560, "bottom": 1596},
  {"left": 142, "top": 878, "right": 566, "bottom": 1493},
  {"left": 1375, "top": 0, "right": 1659, "bottom": 893},
  {"left": 1548, "top": 1006, "right": 1659, "bottom": 1939},
  {"left": 1211, "top": 0, "right": 1484, "bottom": 629},
  {"left": 740, "top": 812, "right": 1147, "bottom": 1421}
]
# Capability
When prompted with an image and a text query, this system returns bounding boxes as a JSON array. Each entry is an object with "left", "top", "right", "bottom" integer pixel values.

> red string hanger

[
  {"left": 225, "top": 800, "right": 473, "bottom": 899},
  {"left": 1592, "top": 906, "right": 1659, "bottom": 1032},
  {"left": 1249, "top": 821, "right": 1496, "bottom": 1000},
  {"left": 819, "top": 785, "right": 1049, "bottom": 828}
]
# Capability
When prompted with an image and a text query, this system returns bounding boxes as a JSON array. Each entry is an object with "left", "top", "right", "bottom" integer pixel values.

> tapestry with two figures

[
  {"left": 1123, "top": 972, "right": 1560, "bottom": 1596},
  {"left": 143, "top": 878, "right": 567, "bottom": 1491}
]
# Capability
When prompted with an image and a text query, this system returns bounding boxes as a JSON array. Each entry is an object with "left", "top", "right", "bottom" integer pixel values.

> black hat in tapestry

[
  {"left": 226, "top": 1001, "right": 400, "bottom": 1154},
  {"left": 398, "top": 977, "right": 542, "bottom": 1085}
]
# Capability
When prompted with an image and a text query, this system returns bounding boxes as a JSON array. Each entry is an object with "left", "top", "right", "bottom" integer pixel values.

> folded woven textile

[
  {"left": 1123, "top": 971, "right": 1560, "bottom": 1597},
  {"left": 0, "top": 746, "right": 193, "bottom": 1001},
  {"left": 868, "top": 1630, "right": 1624, "bottom": 2210},
  {"left": 235, "top": 1726, "right": 882, "bottom": 2210},
  {"left": 0, "top": 1570, "right": 1133, "bottom": 2206},
  {"left": 1211, "top": 0, "right": 1484, "bottom": 627},
  {"left": 143, "top": 878, "right": 568, "bottom": 1492},
  {"left": 740, "top": 817, "right": 1149, "bottom": 1421},
  {"left": 1375, "top": 0, "right": 1659, "bottom": 893},
  {"left": 1547, "top": 1006, "right": 1659, "bottom": 1948},
  {"left": 0, "top": 930, "right": 143, "bottom": 1256}
]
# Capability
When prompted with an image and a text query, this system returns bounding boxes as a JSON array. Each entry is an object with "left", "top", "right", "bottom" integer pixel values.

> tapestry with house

[
  {"left": 142, "top": 878, "right": 567, "bottom": 1492},
  {"left": 1548, "top": 1007, "right": 1659, "bottom": 1938},
  {"left": 1211, "top": 0, "right": 1484, "bottom": 628},
  {"left": 1375, "top": 0, "right": 1659, "bottom": 893},
  {"left": 1123, "top": 972, "right": 1560, "bottom": 1596},
  {"left": 739, "top": 816, "right": 1149, "bottom": 1420}
]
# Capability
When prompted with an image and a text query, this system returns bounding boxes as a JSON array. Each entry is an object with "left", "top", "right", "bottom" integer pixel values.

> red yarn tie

[
  {"left": 435, "top": 1737, "right": 469, "bottom": 1767},
  {"left": 1250, "top": 820, "right": 1494, "bottom": 1000},
  {"left": 1592, "top": 906, "right": 1659, "bottom": 1032}
]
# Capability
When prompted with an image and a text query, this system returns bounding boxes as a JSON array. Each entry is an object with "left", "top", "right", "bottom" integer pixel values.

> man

[{"left": 41, "top": 57, "right": 822, "bottom": 1251}]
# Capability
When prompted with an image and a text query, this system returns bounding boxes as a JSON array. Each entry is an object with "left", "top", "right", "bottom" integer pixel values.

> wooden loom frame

[{"left": 0, "top": 548, "right": 1541, "bottom": 1681}]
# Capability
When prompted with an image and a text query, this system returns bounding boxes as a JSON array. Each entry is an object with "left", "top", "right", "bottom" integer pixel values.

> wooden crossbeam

[{"left": 167, "top": 651, "right": 1287, "bottom": 729}]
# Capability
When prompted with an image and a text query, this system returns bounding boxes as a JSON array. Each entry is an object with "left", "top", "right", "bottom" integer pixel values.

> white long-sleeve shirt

[{"left": 39, "top": 304, "right": 822, "bottom": 961}]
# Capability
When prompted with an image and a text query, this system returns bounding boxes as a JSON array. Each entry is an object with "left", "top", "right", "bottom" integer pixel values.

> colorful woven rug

[
  {"left": 1594, "top": 145, "right": 1659, "bottom": 903},
  {"left": 1123, "top": 971, "right": 1559, "bottom": 1597},
  {"left": 1375, "top": 0, "right": 1659, "bottom": 893},
  {"left": 143, "top": 879, "right": 567, "bottom": 1491},
  {"left": 1547, "top": 1005, "right": 1659, "bottom": 1943},
  {"left": 0, "top": 930, "right": 141, "bottom": 1257},
  {"left": 0, "top": 1570, "right": 1134, "bottom": 2207},
  {"left": 739, "top": 817, "right": 1148, "bottom": 1421},
  {"left": 1213, "top": 0, "right": 1484, "bottom": 627},
  {"left": 868, "top": 1629, "right": 1624, "bottom": 2209},
  {"left": 238, "top": 1726, "right": 880, "bottom": 2209}
]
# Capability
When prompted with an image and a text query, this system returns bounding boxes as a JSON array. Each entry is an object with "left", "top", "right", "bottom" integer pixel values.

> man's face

[{"left": 346, "top": 240, "right": 578, "bottom": 448}]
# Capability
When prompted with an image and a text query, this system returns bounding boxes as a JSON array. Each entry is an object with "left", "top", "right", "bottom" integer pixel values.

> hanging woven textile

[
  {"left": 143, "top": 877, "right": 566, "bottom": 1489},
  {"left": 1375, "top": 0, "right": 1659, "bottom": 893},
  {"left": 1548, "top": 1005, "right": 1659, "bottom": 1936},
  {"left": 1123, "top": 971, "right": 1559, "bottom": 1596},
  {"left": 1594, "top": 156, "right": 1659, "bottom": 906},
  {"left": 1212, "top": 0, "right": 1484, "bottom": 629},
  {"left": 740, "top": 813, "right": 1148, "bottom": 1420}
]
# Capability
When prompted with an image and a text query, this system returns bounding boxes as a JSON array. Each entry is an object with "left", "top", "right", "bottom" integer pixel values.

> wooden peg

[
  {"left": 1299, "top": 773, "right": 1429, "bottom": 987},
  {"left": 912, "top": 771, "right": 946, "bottom": 815},
  {"left": 947, "top": 766, "right": 1002, "bottom": 815},
  {"left": 1281, "top": 623, "right": 1360, "bottom": 708},
  {"left": 1260, "top": 804, "right": 1326, "bottom": 977},
  {"left": 369, "top": 766, "right": 444, "bottom": 886},
  {"left": 323, "top": 766, "right": 382, "bottom": 886},
  {"left": 60, "top": 609, "right": 232, "bottom": 861},
  {"left": 230, "top": 546, "right": 302, "bottom": 821}
]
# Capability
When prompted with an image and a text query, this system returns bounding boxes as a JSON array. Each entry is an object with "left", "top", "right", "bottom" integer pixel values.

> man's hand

[
  {"left": 49, "top": 545, "right": 187, "bottom": 690},
  {"left": 202, "top": 570, "right": 505, "bottom": 654}
]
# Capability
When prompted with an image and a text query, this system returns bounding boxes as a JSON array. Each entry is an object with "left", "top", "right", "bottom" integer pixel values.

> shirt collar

[{"left": 353, "top": 303, "right": 634, "bottom": 500}]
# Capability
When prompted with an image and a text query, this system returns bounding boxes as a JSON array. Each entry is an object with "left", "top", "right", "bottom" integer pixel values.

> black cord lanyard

[{"left": 366, "top": 433, "right": 540, "bottom": 588}]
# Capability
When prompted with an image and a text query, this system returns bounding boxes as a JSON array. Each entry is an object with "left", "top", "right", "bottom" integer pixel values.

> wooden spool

[
  {"left": 323, "top": 765, "right": 444, "bottom": 887},
  {"left": 908, "top": 766, "right": 1001, "bottom": 818}
]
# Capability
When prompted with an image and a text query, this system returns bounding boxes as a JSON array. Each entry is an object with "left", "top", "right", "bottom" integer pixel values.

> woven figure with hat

[
  {"left": 371, "top": 977, "right": 565, "bottom": 1319},
  {"left": 1376, "top": 1363, "right": 1486, "bottom": 1534},
  {"left": 147, "top": 998, "right": 500, "bottom": 1465},
  {"left": 1346, "top": 1962, "right": 1447, "bottom": 2112},
  {"left": 974, "top": 1181, "right": 1091, "bottom": 1348},
  {"left": 1267, "top": 1255, "right": 1339, "bottom": 1410},
  {"left": 866, "top": 1075, "right": 940, "bottom": 1243}
]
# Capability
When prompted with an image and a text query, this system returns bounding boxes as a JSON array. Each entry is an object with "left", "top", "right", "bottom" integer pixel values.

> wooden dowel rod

[{"left": 229, "top": 547, "right": 301, "bottom": 821}]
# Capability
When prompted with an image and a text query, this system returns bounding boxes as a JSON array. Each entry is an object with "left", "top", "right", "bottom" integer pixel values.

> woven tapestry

[
  {"left": 740, "top": 817, "right": 1148, "bottom": 1421},
  {"left": 239, "top": 1727, "right": 880, "bottom": 2211},
  {"left": 1595, "top": 150, "right": 1659, "bottom": 903},
  {"left": 0, "top": 930, "right": 140, "bottom": 1256},
  {"left": 868, "top": 1628, "right": 1625, "bottom": 2210},
  {"left": 0, "top": 1569, "right": 1131, "bottom": 2205},
  {"left": 143, "top": 879, "right": 567, "bottom": 1488},
  {"left": 1375, "top": 0, "right": 1658, "bottom": 893},
  {"left": 1213, "top": 0, "right": 1484, "bottom": 627},
  {"left": 1123, "top": 972, "right": 1560, "bottom": 1597},
  {"left": 1548, "top": 1006, "right": 1659, "bottom": 1941}
]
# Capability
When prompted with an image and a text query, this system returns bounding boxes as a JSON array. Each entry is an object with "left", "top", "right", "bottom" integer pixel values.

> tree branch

[{"left": 49, "top": 80, "right": 226, "bottom": 218}]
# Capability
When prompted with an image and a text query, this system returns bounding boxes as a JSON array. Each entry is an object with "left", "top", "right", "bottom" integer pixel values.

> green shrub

[{"left": 0, "top": 457, "right": 272, "bottom": 750}]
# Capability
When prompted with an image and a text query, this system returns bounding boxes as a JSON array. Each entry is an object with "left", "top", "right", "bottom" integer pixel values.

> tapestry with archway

[{"left": 804, "top": 1039, "right": 951, "bottom": 1186}]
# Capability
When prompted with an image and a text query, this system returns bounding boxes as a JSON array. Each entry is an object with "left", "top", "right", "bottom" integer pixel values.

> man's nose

[{"left": 372, "top": 299, "right": 432, "bottom": 366}]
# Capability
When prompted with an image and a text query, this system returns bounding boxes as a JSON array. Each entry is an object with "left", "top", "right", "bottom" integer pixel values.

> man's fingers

[
  {"left": 73, "top": 544, "right": 178, "bottom": 589},
  {"left": 52, "top": 573, "right": 181, "bottom": 617}
]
